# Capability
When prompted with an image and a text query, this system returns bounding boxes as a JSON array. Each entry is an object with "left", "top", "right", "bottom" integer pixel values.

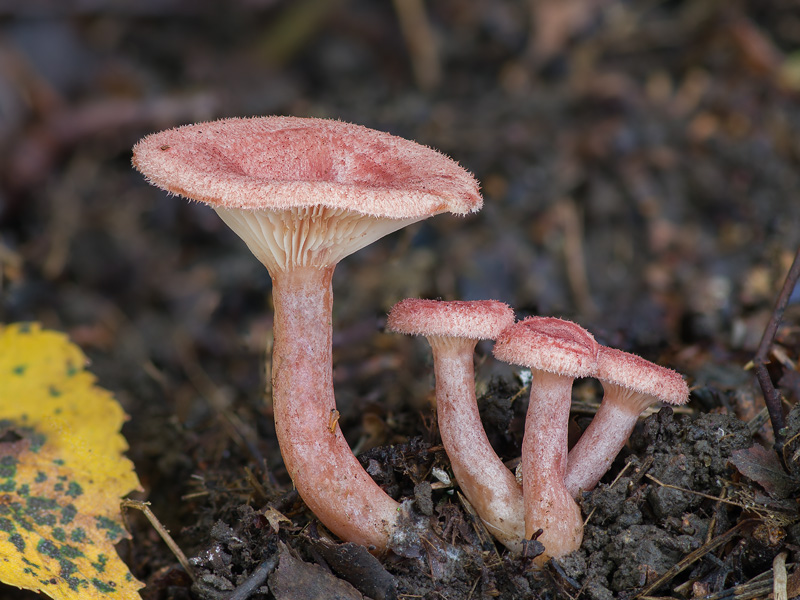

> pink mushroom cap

[
  {"left": 132, "top": 116, "right": 481, "bottom": 218},
  {"left": 387, "top": 299, "right": 514, "bottom": 340},
  {"left": 597, "top": 347, "right": 690, "bottom": 407},
  {"left": 493, "top": 316, "right": 598, "bottom": 377}
]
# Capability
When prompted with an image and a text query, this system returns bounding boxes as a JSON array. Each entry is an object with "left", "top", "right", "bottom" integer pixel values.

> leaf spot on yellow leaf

[
  {"left": 0, "top": 323, "right": 144, "bottom": 599},
  {"left": 95, "top": 516, "right": 123, "bottom": 541},
  {"left": 65, "top": 482, "right": 83, "bottom": 498},
  {"left": 26, "top": 496, "right": 59, "bottom": 527},
  {"left": 70, "top": 527, "right": 86, "bottom": 543},
  {"left": 92, "top": 553, "right": 108, "bottom": 573},
  {"left": 37, "top": 538, "right": 61, "bottom": 559},
  {"left": 0, "top": 455, "right": 16, "bottom": 478},
  {"left": 91, "top": 578, "right": 116, "bottom": 593},
  {"left": 60, "top": 504, "right": 77, "bottom": 525},
  {"left": 61, "top": 544, "right": 85, "bottom": 559}
]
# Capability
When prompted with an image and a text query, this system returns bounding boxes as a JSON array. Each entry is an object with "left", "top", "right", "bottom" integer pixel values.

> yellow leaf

[{"left": 0, "top": 322, "right": 144, "bottom": 600}]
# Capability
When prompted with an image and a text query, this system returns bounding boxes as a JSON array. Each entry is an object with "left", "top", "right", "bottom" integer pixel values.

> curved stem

[
  {"left": 271, "top": 266, "right": 399, "bottom": 551},
  {"left": 523, "top": 371, "right": 583, "bottom": 563},
  {"left": 430, "top": 337, "right": 525, "bottom": 553},
  {"left": 565, "top": 389, "right": 639, "bottom": 497}
]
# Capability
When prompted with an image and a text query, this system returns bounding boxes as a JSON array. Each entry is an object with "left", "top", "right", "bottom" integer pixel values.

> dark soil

[{"left": 2, "top": 1, "right": 800, "bottom": 598}]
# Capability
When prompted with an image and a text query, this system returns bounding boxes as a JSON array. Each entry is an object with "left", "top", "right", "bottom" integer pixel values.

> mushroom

[
  {"left": 565, "top": 346, "right": 689, "bottom": 497},
  {"left": 492, "top": 316, "right": 597, "bottom": 563},
  {"left": 386, "top": 298, "right": 524, "bottom": 552},
  {"left": 132, "top": 116, "right": 481, "bottom": 551}
]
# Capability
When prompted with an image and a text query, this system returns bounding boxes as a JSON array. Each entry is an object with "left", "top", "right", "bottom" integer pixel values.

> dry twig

[
  {"left": 634, "top": 520, "right": 754, "bottom": 598},
  {"left": 753, "top": 245, "right": 800, "bottom": 455},
  {"left": 121, "top": 499, "right": 196, "bottom": 582}
]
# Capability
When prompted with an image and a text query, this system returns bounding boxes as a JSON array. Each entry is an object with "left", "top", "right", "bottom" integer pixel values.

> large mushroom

[
  {"left": 492, "top": 316, "right": 598, "bottom": 563},
  {"left": 565, "top": 346, "right": 689, "bottom": 497},
  {"left": 386, "top": 299, "right": 524, "bottom": 552},
  {"left": 132, "top": 116, "right": 481, "bottom": 551}
]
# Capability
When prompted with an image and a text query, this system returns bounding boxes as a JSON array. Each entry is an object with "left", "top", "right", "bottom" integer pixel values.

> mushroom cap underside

[{"left": 132, "top": 116, "right": 482, "bottom": 219}]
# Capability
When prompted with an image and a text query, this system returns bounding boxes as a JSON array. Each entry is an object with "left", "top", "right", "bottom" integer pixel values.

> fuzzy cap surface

[
  {"left": 387, "top": 299, "right": 514, "bottom": 340},
  {"left": 493, "top": 316, "right": 598, "bottom": 377},
  {"left": 132, "top": 116, "right": 482, "bottom": 219}
]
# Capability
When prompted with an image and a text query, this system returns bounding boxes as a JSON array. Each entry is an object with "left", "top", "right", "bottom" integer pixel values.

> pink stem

[
  {"left": 430, "top": 337, "right": 525, "bottom": 552},
  {"left": 271, "top": 266, "right": 399, "bottom": 551},
  {"left": 523, "top": 370, "right": 583, "bottom": 562},
  {"left": 565, "top": 386, "right": 642, "bottom": 497}
]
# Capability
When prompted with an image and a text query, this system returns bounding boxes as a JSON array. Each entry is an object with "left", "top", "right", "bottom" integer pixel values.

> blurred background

[{"left": 2, "top": 0, "right": 800, "bottom": 589}]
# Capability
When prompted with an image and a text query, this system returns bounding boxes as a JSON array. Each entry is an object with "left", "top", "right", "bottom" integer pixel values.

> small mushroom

[
  {"left": 565, "top": 346, "right": 689, "bottom": 497},
  {"left": 386, "top": 299, "right": 524, "bottom": 552},
  {"left": 492, "top": 316, "right": 598, "bottom": 563},
  {"left": 132, "top": 116, "right": 481, "bottom": 552}
]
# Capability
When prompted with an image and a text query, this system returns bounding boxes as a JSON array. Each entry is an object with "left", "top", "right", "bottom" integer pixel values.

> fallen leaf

[
  {"left": 730, "top": 443, "right": 799, "bottom": 499},
  {"left": 268, "top": 542, "right": 363, "bottom": 600},
  {"left": 311, "top": 539, "right": 397, "bottom": 600},
  {"left": 262, "top": 506, "right": 292, "bottom": 534},
  {"left": 787, "top": 560, "right": 800, "bottom": 599},
  {"left": 0, "top": 322, "right": 144, "bottom": 600}
]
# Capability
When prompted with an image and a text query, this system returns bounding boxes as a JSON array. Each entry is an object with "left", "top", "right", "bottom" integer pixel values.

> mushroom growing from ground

[
  {"left": 132, "top": 116, "right": 481, "bottom": 552},
  {"left": 565, "top": 346, "right": 689, "bottom": 497},
  {"left": 492, "top": 316, "right": 598, "bottom": 563},
  {"left": 386, "top": 299, "right": 525, "bottom": 552}
]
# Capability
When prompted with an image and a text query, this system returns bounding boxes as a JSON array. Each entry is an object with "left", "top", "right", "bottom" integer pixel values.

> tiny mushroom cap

[
  {"left": 387, "top": 298, "right": 514, "bottom": 340},
  {"left": 492, "top": 316, "right": 598, "bottom": 563},
  {"left": 565, "top": 346, "right": 690, "bottom": 497},
  {"left": 596, "top": 346, "right": 690, "bottom": 410},
  {"left": 387, "top": 299, "right": 525, "bottom": 553},
  {"left": 132, "top": 116, "right": 482, "bottom": 553},
  {"left": 493, "top": 316, "right": 598, "bottom": 377}
]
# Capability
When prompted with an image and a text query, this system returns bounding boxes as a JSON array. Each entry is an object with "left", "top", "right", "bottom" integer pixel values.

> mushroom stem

[
  {"left": 564, "top": 385, "right": 641, "bottom": 497},
  {"left": 429, "top": 336, "right": 525, "bottom": 552},
  {"left": 564, "top": 347, "right": 689, "bottom": 497},
  {"left": 523, "top": 370, "right": 583, "bottom": 563},
  {"left": 271, "top": 265, "right": 399, "bottom": 550}
]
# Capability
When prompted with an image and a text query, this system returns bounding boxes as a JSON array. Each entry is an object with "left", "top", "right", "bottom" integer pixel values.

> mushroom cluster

[{"left": 133, "top": 116, "right": 689, "bottom": 564}]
